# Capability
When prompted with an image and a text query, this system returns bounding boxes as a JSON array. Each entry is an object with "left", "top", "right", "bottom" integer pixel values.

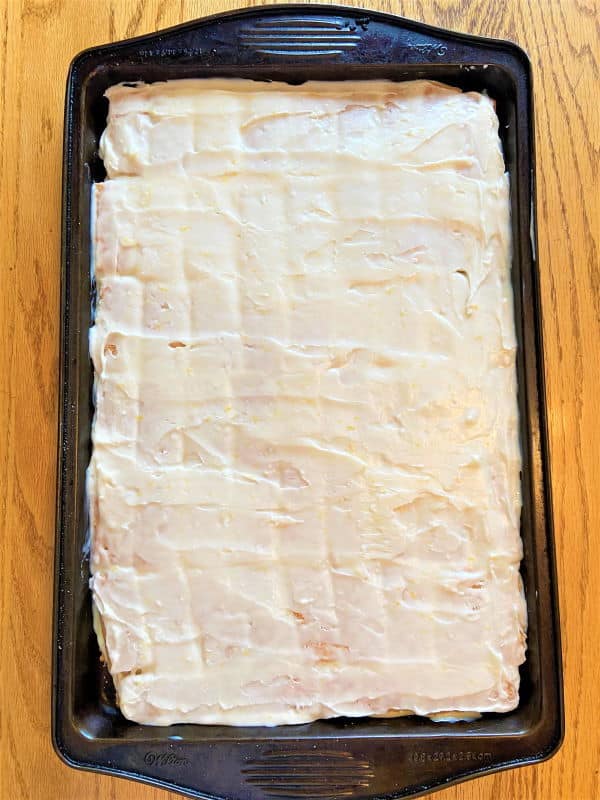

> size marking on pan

[
  {"left": 409, "top": 750, "right": 493, "bottom": 764},
  {"left": 405, "top": 43, "right": 448, "bottom": 57}
]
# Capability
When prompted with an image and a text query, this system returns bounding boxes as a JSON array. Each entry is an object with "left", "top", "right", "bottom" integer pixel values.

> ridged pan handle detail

[
  {"left": 238, "top": 15, "right": 370, "bottom": 57},
  {"left": 242, "top": 750, "right": 375, "bottom": 797}
]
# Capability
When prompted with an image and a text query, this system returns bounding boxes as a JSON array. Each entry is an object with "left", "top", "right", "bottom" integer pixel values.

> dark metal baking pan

[{"left": 53, "top": 5, "right": 564, "bottom": 799}]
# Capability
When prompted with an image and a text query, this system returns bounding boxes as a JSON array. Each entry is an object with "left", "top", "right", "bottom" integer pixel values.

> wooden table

[{"left": 0, "top": 1, "right": 598, "bottom": 798}]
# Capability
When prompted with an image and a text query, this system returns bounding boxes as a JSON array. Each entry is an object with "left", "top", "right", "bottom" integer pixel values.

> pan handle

[
  {"left": 75, "top": 734, "right": 545, "bottom": 800},
  {"left": 112, "top": 4, "right": 492, "bottom": 68}
]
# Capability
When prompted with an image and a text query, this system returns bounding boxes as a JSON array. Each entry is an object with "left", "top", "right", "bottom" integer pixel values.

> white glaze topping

[{"left": 89, "top": 79, "right": 526, "bottom": 726}]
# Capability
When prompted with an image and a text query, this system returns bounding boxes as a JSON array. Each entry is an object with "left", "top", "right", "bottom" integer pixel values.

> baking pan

[{"left": 53, "top": 5, "right": 564, "bottom": 799}]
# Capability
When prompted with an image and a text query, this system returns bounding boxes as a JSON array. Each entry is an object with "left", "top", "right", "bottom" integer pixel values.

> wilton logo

[{"left": 144, "top": 751, "right": 190, "bottom": 767}]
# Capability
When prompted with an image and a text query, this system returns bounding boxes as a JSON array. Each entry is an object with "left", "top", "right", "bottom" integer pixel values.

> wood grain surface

[{"left": 0, "top": 0, "right": 598, "bottom": 798}]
